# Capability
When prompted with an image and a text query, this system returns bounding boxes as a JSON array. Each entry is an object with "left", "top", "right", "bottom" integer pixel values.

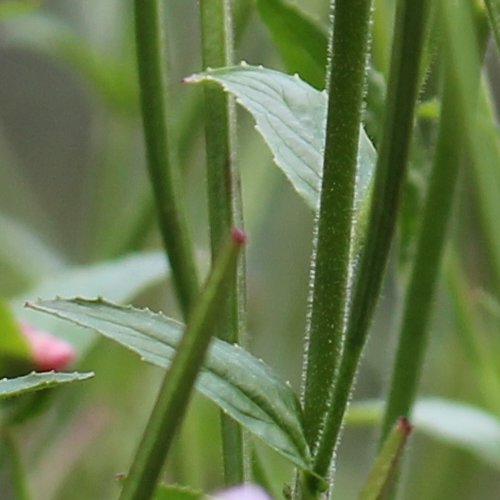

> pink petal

[{"left": 20, "top": 322, "right": 76, "bottom": 371}]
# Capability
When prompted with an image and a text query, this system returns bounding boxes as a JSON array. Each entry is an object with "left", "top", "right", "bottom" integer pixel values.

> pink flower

[
  {"left": 20, "top": 322, "right": 75, "bottom": 371},
  {"left": 213, "top": 484, "right": 272, "bottom": 500}
]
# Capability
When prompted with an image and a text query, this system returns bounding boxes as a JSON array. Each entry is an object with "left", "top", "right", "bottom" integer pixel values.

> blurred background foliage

[{"left": 0, "top": 0, "right": 499, "bottom": 498}]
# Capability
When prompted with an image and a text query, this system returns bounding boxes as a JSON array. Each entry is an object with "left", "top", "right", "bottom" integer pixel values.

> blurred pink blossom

[
  {"left": 20, "top": 322, "right": 75, "bottom": 371},
  {"left": 213, "top": 484, "right": 272, "bottom": 500}
]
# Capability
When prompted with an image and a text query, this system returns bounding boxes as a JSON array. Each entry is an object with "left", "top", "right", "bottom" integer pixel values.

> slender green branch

[
  {"left": 119, "top": 229, "right": 246, "bottom": 500},
  {"left": 301, "top": 0, "right": 373, "bottom": 454},
  {"left": 310, "top": 0, "right": 431, "bottom": 485},
  {"left": 380, "top": 72, "right": 461, "bottom": 440},
  {"left": 199, "top": 0, "right": 245, "bottom": 485},
  {"left": 380, "top": 2, "right": 488, "bottom": 442},
  {"left": 134, "top": 0, "right": 199, "bottom": 317}
]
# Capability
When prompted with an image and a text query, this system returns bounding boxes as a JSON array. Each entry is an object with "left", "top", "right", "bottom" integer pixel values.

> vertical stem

[
  {"left": 310, "top": 0, "right": 431, "bottom": 486},
  {"left": 301, "top": 0, "right": 373, "bottom": 454},
  {"left": 199, "top": 0, "right": 245, "bottom": 485},
  {"left": 119, "top": 230, "right": 246, "bottom": 500},
  {"left": 381, "top": 0, "right": 488, "bottom": 441},
  {"left": 134, "top": 0, "right": 199, "bottom": 318}
]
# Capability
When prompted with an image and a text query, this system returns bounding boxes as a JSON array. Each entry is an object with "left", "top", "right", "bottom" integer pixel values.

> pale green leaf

[
  {"left": 186, "top": 65, "right": 376, "bottom": 213},
  {"left": 29, "top": 298, "right": 313, "bottom": 473},
  {"left": 0, "top": 371, "right": 93, "bottom": 399},
  {"left": 347, "top": 398, "right": 500, "bottom": 469},
  {"left": 485, "top": 0, "right": 500, "bottom": 56},
  {"left": 12, "top": 252, "right": 168, "bottom": 353}
]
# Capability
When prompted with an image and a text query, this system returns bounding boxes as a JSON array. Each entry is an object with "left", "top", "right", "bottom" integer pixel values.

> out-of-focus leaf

[
  {"left": 485, "top": 0, "right": 500, "bottom": 55},
  {"left": 347, "top": 398, "right": 500, "bottom": 469},
  {"left": 359, "top": 418, "right": 413, "bottom": 500},
  {"left": 0, "top": 300, "right": 31, "bottom": 375},
  {"left": 0, "top": 371, "right": 93, "bottom": 399},
  {"left": 186, "top": 65, "right": 376, "bottom": 214},
  {"left": 29, "top": 298, "right": 313, "bottom": 473},
  {"left": 0, "top": 214, "right": 64, "bottom": 286},
  {"left": 256, "top": 0, "right": 327, "bottom": 89},
  {"left": 154, "top": 484, "right": 203, "bottom": 500},
  {"left": 12, "top": 252, "right": 169, "bottom": 353},
  {"left": 0, "top": 1, "right": 39, "bottom": 19},
  {"left": 1, "top": 13, "right": 135, "bottom": 112}
]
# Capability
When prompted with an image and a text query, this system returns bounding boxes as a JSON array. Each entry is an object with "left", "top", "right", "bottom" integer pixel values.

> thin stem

[
  {"left": 301, "top": 0, "right": 373, "bottom": 454},
  {"left": 380, "top": 2, "right": 488, "bottom": 442},
  {"left": 380, "top": 72, "right": 460, "bottom": 440},
  {"left": 199, "top": 0, "right": 245, "bottom": 485},
  {"left": 134, "top": 0, "right": 199, "bottom": 317},
  {"left": 310, "top": 0, "right": 431, "bottom": 485},
  {"left": 119, "top": 229, "right": 246, "bottom": 500}
]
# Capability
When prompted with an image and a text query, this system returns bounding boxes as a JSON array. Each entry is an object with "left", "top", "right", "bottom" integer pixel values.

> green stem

[
  {"left": 119, "top": 229, "right": 246, "bottom": 500},
  {"left": 199, "top": 0, "right": 245, "bottom": 485},
  {"left": 2, "top": 431, "right": 30, "bottom": 500},
  {"left": 310, "top": 0, "right": 431, "bottom": 486},
  {"left": 380, "top": 2, "right": 488, "bottom": 442},
  {"left": 134, "top": 0, "right": 199, "bottom": 317},
  {"left": 380, "top": 71, "right": 461, "bottom": 440},
  {"left": 301, "top": 0, "right": 373, "bottom": 454}
]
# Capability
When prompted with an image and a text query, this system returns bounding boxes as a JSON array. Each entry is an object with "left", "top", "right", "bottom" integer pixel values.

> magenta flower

[
  {"left": 213, "top": 484, "right": 272, "bottom": 500},
  {"left": 20, "top": 322, "right": 75, "bottom": 371}
]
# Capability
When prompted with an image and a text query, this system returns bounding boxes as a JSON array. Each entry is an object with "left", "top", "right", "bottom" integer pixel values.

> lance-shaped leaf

[
  {"left": 359, "top": 417, "right": 413, "bottom": 500},
  {"left": 185, "top": 65, "right": 376, "bottom": 214},
  {"left": 0, "top": 371, "right": 93, "bottom": 399},
  {"left": 29, "top": 298, "right": 313, "bottom": 473}
]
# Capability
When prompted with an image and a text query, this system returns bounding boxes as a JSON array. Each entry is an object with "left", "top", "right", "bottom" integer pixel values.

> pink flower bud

[
  {"left": 20, "top": 322, "right": 75, "bottom": 371},
  {"left": 213, "top": 484, "right": 272, "bottom": 500}
]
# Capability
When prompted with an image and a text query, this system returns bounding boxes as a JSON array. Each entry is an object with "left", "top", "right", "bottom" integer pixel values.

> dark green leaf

[
  {"left": 29, "top": 298, "right": 313, "bottom": 472},
  {"left": 154, "top": 484, "right": 203, "bottom": 500},
  {"left": 256, "top": 0, "right": 327, "bottom": 89}
]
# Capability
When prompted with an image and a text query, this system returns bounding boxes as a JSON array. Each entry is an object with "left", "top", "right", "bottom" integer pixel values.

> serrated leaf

[
  {"left": 186, "top": 65, "right": 376, "bottom": 215},
  {"left": 347, "top": 398, "right": 500, "bottom": 469},
  {"left": 256, "top": 0, "right": 327, "bottom": 89},
  {"left": 29, "top": 298, "right": 313, "bottom": 473},
  {"left": 12, "top": 252, "right": 169, "bottom": 354},
  {"left": 0, "top": 371, "right": 93, "bottom": 399}
]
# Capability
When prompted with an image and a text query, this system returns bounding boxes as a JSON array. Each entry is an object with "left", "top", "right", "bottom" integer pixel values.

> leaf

[
  {"left": 12, "top": 252, "right": 169, "bottom": 353},
  {"left": 185, "top": 65, "right": 376, "bottom": 215},
  {"left": 256, "top": 0, "right": 327, "bottom": 89},
  {"left": 0, "top": 371, "right": 93, "bottom": 399},
  {"left": 485, "top": 0, "right": 500, "bottom": 56},
  {"left": 0, "top": 301, "right": 32, "bottom": 376},
  {"left": 154, "top": 484, "right": 204, "bottom": 500},
  {"left": 347, "top": 398, "right": 500, "bottom": 469},
  {"left": 29, "top": 298, "right": 313, "bottom": 473},
  {"left": 0, "top": 214, "right": 65, "bottom": 286},
  {"left": 0, "top": 1, "right": 39, "bottom": 19},
  {"left": 359, "top": 418, "right": 413, "bottom": 500}
]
